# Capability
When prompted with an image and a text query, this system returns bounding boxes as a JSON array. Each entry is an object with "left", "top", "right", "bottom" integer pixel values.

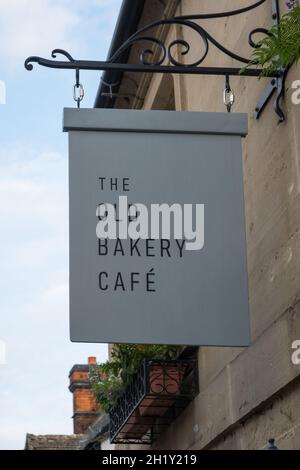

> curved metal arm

[
  {"left": 108, "top": 18, "right": 251, "bottom": 67},
  {"left": 107, "top": 1, "right": 271, "bottom": 67},
  {"left": 25, "top": 49, "right": 75, "bottom": 70},
  {"left": 175, "top": 0, "right": 269, "bottom": 20},
  {"left": 51, "top": 49, "right": 75, "bottom": 62}
]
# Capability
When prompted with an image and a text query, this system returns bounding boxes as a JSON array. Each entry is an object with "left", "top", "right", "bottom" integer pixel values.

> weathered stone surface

[{"left": 114, "top": 0, "right": 300, "bottom": 450}]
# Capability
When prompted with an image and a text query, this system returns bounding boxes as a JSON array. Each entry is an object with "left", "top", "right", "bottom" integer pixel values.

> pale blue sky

[{"left": 0, "top": 0, "right": 122, "bottom": 449}]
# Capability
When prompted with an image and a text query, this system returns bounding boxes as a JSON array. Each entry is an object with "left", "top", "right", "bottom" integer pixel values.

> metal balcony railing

[{"left": 109, "top": 359, "right": 199, "bottom": 445}]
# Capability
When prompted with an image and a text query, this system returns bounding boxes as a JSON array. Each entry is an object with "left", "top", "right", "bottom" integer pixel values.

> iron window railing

[{"left": 109, "top": 359, "right": 199, "bottom": 445}]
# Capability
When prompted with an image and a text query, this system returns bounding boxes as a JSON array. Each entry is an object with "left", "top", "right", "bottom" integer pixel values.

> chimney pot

[{"left": 88, "top": 356, "right": 97, "bottom": 365}]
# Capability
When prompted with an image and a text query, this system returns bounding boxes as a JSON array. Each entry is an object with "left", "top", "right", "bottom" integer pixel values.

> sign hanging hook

[
  {"left": 73, "top": 68, "right": 84, "bottom": 109},
  {"left": 223, "top": 74, "right": 235, "bottom": 113}
]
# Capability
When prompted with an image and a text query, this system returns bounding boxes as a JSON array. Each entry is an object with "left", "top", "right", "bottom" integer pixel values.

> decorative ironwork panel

[{"left": 109, "top": 359, "right": 199, "bottom": 445}]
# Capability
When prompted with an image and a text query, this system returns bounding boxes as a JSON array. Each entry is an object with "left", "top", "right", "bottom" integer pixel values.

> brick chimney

[{"left": 69, "top": 357, "right": 101, "bottom": 434}]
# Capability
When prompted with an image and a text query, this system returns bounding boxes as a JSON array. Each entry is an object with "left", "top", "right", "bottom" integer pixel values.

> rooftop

[{"left": 25, "top": 434, "right": 83, "bottom": 451}]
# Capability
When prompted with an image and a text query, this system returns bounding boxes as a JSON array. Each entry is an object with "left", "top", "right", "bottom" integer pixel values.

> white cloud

[{"left": 0, "top": 0, "right": 80, "bottom": 66}]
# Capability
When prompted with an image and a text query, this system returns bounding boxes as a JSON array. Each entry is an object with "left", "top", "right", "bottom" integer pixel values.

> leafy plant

[
  {"left": 89, "top": 344, "right": 180, "bottom": 412},
  {"left": 245, "top": 3, "right": 300, "bottom": 76}
]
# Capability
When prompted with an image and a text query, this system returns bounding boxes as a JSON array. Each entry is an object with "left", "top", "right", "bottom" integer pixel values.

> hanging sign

[{"left": 64, "top": 108, "right": 250, "bottom": 346}]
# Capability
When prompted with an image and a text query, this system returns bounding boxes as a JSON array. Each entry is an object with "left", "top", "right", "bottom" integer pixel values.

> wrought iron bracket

[
  {"left": 24, "top": 0, "right": 288, "bottom": 121},
  {"left": 254, "top": 0, "right": 287, "bottom": 121}
]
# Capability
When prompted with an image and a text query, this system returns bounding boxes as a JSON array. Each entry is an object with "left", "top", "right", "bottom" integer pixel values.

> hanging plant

[
  {"left": 89, "top": 344, "right": 180, "bottom": 413},
  {"left": 246, "top": 2, "right": 300, "bottom": 76}
]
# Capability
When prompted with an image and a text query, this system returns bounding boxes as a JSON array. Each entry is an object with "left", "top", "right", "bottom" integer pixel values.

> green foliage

[
  {"left": 246, "top": 6, "right": 300, "bottom": 76},
  {"left": 89, "top": 344, "right": 180, "bottom": 413}
]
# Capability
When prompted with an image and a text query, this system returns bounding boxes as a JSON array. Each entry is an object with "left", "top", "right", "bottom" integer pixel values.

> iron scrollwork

[{"left": 25, "top": 0, "right": 287, "bottom": 120}]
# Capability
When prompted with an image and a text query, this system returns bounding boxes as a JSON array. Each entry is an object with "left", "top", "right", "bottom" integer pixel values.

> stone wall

[{"left": 116, "top": 0, "right": 300, "bottom": 450}]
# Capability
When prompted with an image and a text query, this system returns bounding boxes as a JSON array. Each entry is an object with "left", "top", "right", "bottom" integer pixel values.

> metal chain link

[
  {"left": 223, "top": 75, "right": 235, "bottom": 113},
  {"left": 73, "top": 69, "right": 84, "bottom": 109}
]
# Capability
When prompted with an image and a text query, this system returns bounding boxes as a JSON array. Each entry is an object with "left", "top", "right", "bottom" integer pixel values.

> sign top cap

[{"left": 63, "top": 108, "right": 248, "bottom": 137}]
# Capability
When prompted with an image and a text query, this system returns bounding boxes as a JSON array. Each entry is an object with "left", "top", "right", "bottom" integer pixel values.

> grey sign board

[{"left": 64, "top": 108, "right": 250, "bottom": 346}]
